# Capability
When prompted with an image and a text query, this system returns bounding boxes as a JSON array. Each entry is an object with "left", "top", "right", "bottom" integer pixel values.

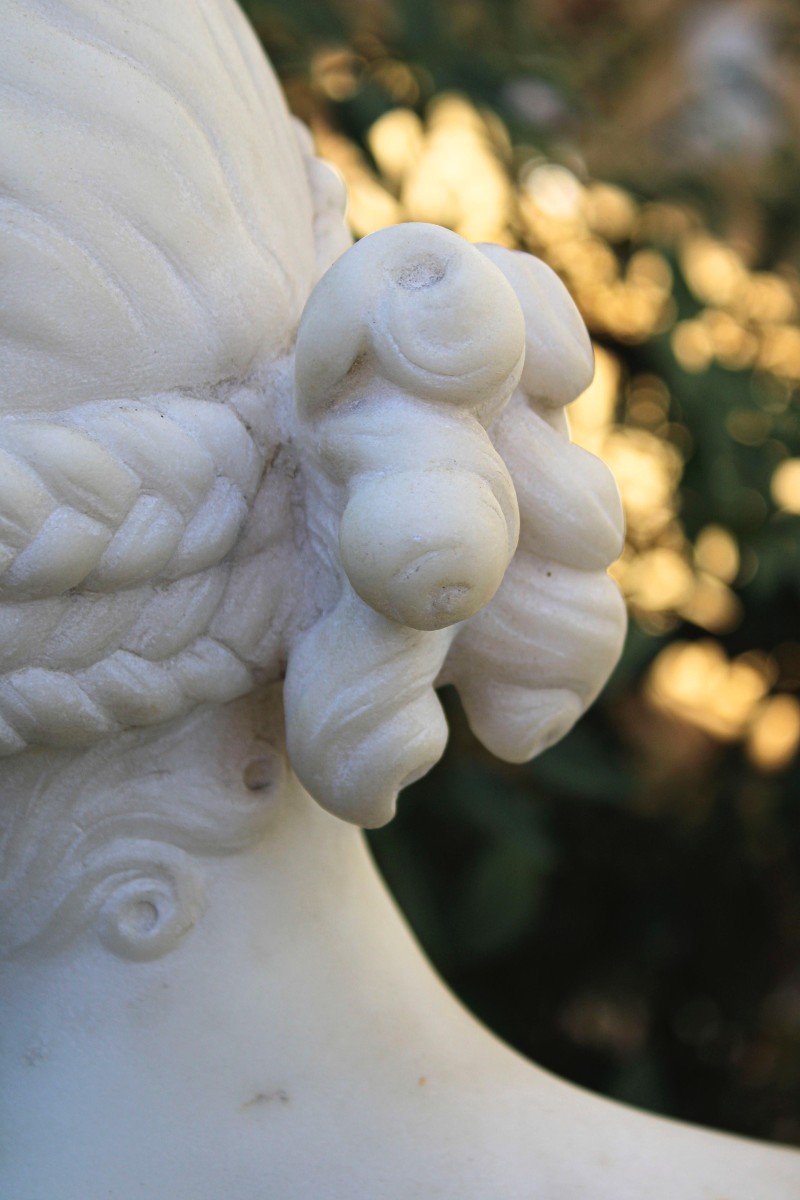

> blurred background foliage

[{"left": 244, "top": 0, "right": 800, "bottom": 1144}]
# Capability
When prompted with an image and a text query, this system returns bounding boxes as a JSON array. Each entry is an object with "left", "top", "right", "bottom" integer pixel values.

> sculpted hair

[{"left": 1, "top": 0, "right": 626, "bottom": 961}]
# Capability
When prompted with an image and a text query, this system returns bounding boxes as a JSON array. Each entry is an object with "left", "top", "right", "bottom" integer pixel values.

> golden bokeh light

[
  {"left": 770, "top": 458, "right": 800, "bottom": 514},
  {"left": 738, "top": 273, "right": 797, "bottom": 325},
  {"left": 746, "top": 695, "right": 800, "bottom": 773},
  {"left": 694, "top": 526, "right": 740, "bottom": 584},
  {"left": 680, "top": 574, "right": 742, "bottom": 635},
  {"left": 567, "top": 345, "right": 620, "bottom": 453},
  {"left": 672, "top": 320, "right": 714, "bottom": 373},
  {"left": 367, "top": 108, "right": 425, "bottom": 185},
  {"left": 522, "top": 162, "right": 584, "bottom": 220},
  {"left": 759, "top": 325, "right": 800, "bottom": 381},
  {"left": 701, "top": 309, "right": 758, "bottom": 371},
  {"left": 621, "top": 547, "right": 695, "bottom": 612},
  {"left": 725, "top": 410, "right": 772, "bottom": 446},
  {"left": 398, "top": 93, "right": 516, "bottom": 244},
  {"left": 647, "top": 642, "right": 774, "bottom": 742},
  {"left": 583, "top": 182, "right": 638, "bottom": 242},
  {"left": 600, "top": 428, "right": 682, "bottom": 544},
  {"left": 310, "top": 47, "right": 361, "bottom": 102},
  {"left": 681, "top": 235, "right": 749, "bottom": 308}
]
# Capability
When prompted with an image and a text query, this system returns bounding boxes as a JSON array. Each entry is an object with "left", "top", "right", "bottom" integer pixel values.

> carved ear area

[
  {"left": 295, "top": 223, "right": 526, "bottom": 422},
  {"left": 477, "top": 245, "right": 594, "bottom": 410}
]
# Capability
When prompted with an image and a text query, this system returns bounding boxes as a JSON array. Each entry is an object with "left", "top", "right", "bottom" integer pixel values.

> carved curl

[
  {"left": 283, "top": 225, "right": 626, "bottom": 826},
  {"left": 0, "top": 702, "right": 283, "bottom": 961},
  {"left": 0, "top": 220, "right": 625, "bottom": 831},
  {"left": 0, "top": 0, "right": 626, "bottom": 845}
]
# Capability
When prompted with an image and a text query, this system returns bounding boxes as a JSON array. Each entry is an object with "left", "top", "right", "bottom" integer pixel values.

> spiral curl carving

[
  {"left": 284, "top": 224, "right": 626, "bottom": 827},
  {"left": 0, "top": 709, "right": 283, "bottom": 961}
]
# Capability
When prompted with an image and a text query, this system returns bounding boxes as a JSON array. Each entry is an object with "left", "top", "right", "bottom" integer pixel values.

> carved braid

[
  {"left": 0, "top": 379, "right": 295, "bottom": 756},
  {"left": 0, "top": 633, "right": 254, "bottom": 756},
  {"left": 0, "top": 394, "right": 264, "bottom": 600},
  {"left": 0, "top": 122, "right": 351, "bottom": 761}
]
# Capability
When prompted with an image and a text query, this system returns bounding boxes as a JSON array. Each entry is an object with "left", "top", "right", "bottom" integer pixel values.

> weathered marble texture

[{"left": 2, "top": 3, "right": 798, "bottom": 1198}]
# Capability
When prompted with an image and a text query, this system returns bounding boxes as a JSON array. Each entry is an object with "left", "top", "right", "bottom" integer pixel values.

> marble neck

[{"left": 1, "top": 693, "right": 517, "bottom": 1187}]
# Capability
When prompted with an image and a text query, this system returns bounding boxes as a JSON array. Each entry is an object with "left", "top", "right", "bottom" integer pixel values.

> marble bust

[{"left": 1, "top": 1, "right": 798, "bottom": 1196}]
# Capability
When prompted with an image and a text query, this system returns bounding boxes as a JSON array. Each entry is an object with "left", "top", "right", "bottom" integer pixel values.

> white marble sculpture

[{"left": 1, "top": 1, "right": 798, "bottom": 1196}]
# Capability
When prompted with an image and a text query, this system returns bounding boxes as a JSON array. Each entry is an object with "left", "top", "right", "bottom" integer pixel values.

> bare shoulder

[{"left": 524, "top": 1066, "right": 800, "bottom": 1200}]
